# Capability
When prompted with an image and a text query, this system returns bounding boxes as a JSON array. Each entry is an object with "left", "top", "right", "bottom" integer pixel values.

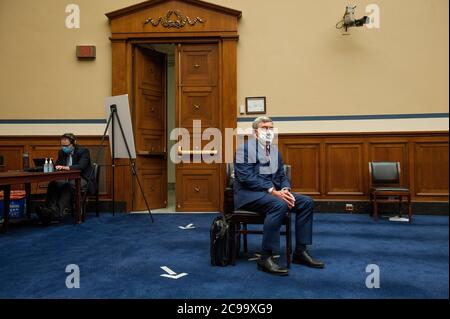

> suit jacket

[
  {"left": 233, "top": 138, "right": 290, "bottom": 209},
  {"left": 56, "top": 145, "right": 96, "bottom": 195}
]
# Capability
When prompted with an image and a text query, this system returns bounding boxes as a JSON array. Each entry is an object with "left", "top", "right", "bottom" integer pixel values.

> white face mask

[{"left": 258, "top": 128, "right": 274, "bottom": 144}]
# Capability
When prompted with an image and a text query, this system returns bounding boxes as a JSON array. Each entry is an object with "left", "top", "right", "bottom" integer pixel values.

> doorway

[
  {"left": 106, "top": 0, "right": 241, "bottom": 213},
  {"left": 132, "top": 42, "right": 221, "bottom": 212}
]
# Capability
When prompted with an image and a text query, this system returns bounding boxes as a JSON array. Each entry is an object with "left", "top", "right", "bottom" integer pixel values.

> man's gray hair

[{"left": 252, "top": 116, "right": 273, "bottom": 130}]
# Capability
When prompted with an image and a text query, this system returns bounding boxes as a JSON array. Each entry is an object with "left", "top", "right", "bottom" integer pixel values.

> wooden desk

[{"left": 0, "top": 170, "right": 81, "bottom": 232}]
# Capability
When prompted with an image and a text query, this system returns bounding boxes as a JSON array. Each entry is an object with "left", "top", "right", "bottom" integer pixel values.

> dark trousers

[
  {"left": 45, "top": 179, "right": 87, "bottom": 217},
  {"left": 241, "top": 192, "right": 314, "bottom": 253},
  {"left": 45, "top": 181, "right": 74, "bottom": 217}
]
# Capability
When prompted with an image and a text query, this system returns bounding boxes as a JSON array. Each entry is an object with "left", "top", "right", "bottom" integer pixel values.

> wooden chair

[
  {"left": 369, "top": 161, "right": 412, "bottom": 222},
  {"left": 224, "top": 163, "right": 292, "bottom": 268},
  {"left": 81, "top": 163, "right": 100, "bottom": 221}
]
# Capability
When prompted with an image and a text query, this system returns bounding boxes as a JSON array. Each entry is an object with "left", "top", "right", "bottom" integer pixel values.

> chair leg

[
  {"left": 286, "top": 219, "right": 292, "bottom": 269},
  {"left": 82, "top": 199, "right": 86, "bottom": 222},
  {"left": 398, "top": 196, "right": 403, "bottom": 218},
  {"left": 95, "top": 192, "right": 99, "bottom": 217},
  {"left": 229, "top": 222, "right": 236, "bottom": 266},
  {"left": 373, "top": 194, "right": 378, "bottom": 221},
  {"left": 243, "top": 223, "right": 248, "bottom": 254},
  {"left": 408, "top": 194, "right": 412, "bottom": 223}
]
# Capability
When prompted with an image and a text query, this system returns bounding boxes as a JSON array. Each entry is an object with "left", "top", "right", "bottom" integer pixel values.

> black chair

[
  {"left": 369, "top": 161, "right": 412, "bottom": 222},
  {"left": 81, "top": 163, "right": 100, "bottom": 221},
  {"left": 224, "top": 163, "right": 292, "bottom": 268}
]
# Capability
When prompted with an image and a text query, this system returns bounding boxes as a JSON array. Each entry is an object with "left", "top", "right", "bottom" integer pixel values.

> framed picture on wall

[{"left": 245, "top": 97, "right": 266, "bottom": 114}]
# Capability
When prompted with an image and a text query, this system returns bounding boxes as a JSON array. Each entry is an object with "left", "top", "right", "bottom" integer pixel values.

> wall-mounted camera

[{"left": 336, "top": 5, "right": 370, "bottom": 32}]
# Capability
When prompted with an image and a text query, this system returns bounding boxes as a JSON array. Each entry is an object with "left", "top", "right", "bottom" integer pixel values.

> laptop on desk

[
  {"left": 33, "top": 158, "right": 46, "bottom": 167},
  {"left": 25, "top": 158, "right": 46, "bottom": 172}
]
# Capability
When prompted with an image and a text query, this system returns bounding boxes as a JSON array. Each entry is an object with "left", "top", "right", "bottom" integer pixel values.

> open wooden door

[
  {"left": 133, "top": 46, "right": 168, "bottom": 211},
  {"left": 106, "top": 0, "right": 241, "bottom": 213},
  {"left": 175, "top": 43, "right": 221, "bottom": 211}
]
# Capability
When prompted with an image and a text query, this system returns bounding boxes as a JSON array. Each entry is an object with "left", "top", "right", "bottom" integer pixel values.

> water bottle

[
  {"left": 22, "top": 152, "right": 29, "bottom": 171},
  {"left": 44, "top": 158, "right": 49, "bottom": 173},
  {"left": 48, "top": 158, "right": 54, "bottom": 172}
]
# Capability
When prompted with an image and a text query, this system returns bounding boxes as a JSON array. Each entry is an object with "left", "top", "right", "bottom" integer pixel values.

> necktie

[{"left": 266, "top": 144, "right": 270, "bottom": 156}]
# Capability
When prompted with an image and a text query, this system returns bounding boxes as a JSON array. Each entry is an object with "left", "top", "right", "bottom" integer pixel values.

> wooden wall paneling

[
  {"left": 325, "top": 142, "right": 365, "bottom": 196},
  {"left": 0, "top": 146, "right": 24, "bottom": 171},
  {"left": 414, "top": 142, "right": 449, "bottom": 197},
  {"left": 0, "top": 146, "right": 25, "bottom": 190},
  {"left": 0, "top": 137, "right": 112, "bottom": 197},
  {"left": 408, "top": 139, "right": 417, "bottom": 199},
  {"left": 319, "top": 138, "right": 327, "bottom": 198},
  {"left": 283, "top": 142, "right": 321, "bottom": 195},
  {"left": 2, "top": 132, "right": 447, "bottom": 209},
  {"left": 278, "top": 132, "right": 448, "bottom": 202},
  {"left": 363, "top": 140, "right": 370, "bottom": 197}
]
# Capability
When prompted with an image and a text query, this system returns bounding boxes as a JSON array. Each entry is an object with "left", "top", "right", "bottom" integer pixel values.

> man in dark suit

[
  {"left": 36, "top": 133, "right": 96, "bottom": 224},
  {"left": 234, "top": 117, "right": 324, "bottom": 276}
]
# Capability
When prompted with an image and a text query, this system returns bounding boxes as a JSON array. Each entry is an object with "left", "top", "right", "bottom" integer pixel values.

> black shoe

[
  {"left": 257, "top": 256, "right": 289, "bottom": 276},
  {"left": 293, "top": 250, "right": 325, "bottom": 268},
  {"left": 50, "top": 215, "right": 63, "bottom": 224},
  {"left": 36, "top": 206, "right": 52, "bottom": 226}
]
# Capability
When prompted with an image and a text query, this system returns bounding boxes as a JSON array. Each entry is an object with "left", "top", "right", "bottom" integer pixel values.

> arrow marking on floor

[
  {"left": 178, "top": 223, "right": 196, "bottom": 230},
  {"left": 160, "top": 266, "right": 188, "bottom": 279}
]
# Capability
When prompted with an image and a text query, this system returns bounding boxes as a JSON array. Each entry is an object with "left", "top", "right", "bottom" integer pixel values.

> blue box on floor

[{"left": 0, "top": 191, "right": 26, "bottom": 220}]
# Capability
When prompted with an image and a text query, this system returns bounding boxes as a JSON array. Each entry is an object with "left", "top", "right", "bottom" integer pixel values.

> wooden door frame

[{"left": 106, "top": 0, "right": 240, "bottom": 212}]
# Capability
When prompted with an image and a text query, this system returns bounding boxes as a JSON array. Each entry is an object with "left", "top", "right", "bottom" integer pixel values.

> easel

[{"left": 95, "top": 104, "right": 154, "bottom": 222}]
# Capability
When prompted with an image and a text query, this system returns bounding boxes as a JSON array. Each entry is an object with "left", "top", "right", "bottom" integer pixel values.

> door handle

[
  {"left": 193, "top": 64, "right": 200, "bottom": 68},
  {"left": 177, "top": 146, "right": 218, "bottom": 156},
  {"left": 193, "top": 104, "right": 200, "bottom": 110}
]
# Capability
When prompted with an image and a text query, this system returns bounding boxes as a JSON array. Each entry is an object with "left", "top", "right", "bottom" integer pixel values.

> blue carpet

[{"left": 0, "top": 213, "right": 448, "bottom": 299}]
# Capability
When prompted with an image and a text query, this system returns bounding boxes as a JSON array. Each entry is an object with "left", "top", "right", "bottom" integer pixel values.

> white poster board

[{"left": 104, "top": 94, "right": 136, "bottom": 159}]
